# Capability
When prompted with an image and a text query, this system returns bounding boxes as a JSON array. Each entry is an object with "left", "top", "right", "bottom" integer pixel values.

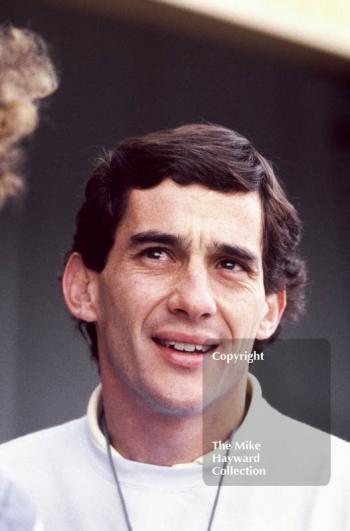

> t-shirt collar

[{"left": 87, "top": 373, "right": 261, "bottom": 466}]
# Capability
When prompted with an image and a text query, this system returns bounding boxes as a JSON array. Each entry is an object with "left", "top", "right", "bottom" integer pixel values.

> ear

[
  {"left": 62, "top": 252, "right": 98, "bottom": 322},
  {"left": 256, "top": 290, "right": 286, "bottom": 341}
]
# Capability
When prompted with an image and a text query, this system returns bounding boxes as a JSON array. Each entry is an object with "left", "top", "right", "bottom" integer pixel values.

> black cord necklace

[{"left": 102, "top": 415, "right": 231, "bottom": 531}]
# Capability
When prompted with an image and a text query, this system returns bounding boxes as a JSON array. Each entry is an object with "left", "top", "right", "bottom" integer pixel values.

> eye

[
  {"left": 139, "top": 247, "right": 170, "bottom": 260},
  {"left": 218, "top": 259, "right": 245, "bottom": 272}
]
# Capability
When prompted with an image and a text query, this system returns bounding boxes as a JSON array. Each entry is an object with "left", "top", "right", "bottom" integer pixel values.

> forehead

[{"left": 119, "top": 179, "right": 263, "bottom": 253}]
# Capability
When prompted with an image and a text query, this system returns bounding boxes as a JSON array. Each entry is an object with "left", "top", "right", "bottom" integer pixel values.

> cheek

[
  {"left": 100, "top": 274, "right": 165, "bottom": 328},
  {"left": 220, "top": 286, "right": 266, "bottom": 331},
  {"left": 95, "top": 278, "right": 127, "bottom": 334},
  {"left": 125, "top": 274, "right": 172, "bottom": 310}
]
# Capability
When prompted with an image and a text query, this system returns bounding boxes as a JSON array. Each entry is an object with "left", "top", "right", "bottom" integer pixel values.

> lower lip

[{"left": 153, "top": 340, "right": 212, "bottom": 369}]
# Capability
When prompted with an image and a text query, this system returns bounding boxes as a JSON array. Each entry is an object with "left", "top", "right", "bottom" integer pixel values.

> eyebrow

[
  {"left": 128, "top": 230, "right": 259, "bottom": 269},
  {"left": 129, "top": 230, "right": 189, "bottom": 250}
]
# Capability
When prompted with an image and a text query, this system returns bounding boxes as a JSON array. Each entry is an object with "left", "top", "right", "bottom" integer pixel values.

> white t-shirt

[
  {"left": 0, "top": 473, "right": 43, "bottom": 531},
  {"left": 0, "top": 375, "right": 348, "bottom": 530}
]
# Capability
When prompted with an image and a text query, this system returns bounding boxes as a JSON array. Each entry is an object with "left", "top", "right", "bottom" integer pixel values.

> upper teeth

[{"left": 159, "top": 339, "right": 212, "bottom": 353}]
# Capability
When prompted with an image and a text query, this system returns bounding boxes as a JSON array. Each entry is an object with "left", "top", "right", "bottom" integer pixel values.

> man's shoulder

[
  {"left": 265, "top": 401, "right": 350, "bottom": 453},
  {"left": 0, "top": 416, "right": 96, "bottom": 526},
  {"left": 0, "top": 416, "right": 87, "bottom": 470},
  {"left": 0, "top": 416, "right": 86, "bottom": 449},
  {"left": 0, "top": 472, "right": 39, "bottom": 530},
  {"left": 254, "top": 397, "right": 350, "bottom": 485}
]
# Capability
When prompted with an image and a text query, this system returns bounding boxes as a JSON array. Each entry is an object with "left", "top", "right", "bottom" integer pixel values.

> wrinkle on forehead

[{"left": 120, "top": 178, "right": 263, "bottom": 257}]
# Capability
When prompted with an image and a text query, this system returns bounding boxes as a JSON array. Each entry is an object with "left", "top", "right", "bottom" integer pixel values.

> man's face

[{"left": 94, "top": 179, "right": 272, "bottom": 414}]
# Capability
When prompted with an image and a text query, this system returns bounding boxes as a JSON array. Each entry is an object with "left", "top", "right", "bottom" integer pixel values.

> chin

[
  {"left": 141, "top": 387, "right": 204, "bottom": 417},
  {"left": 153, "top": 401, "right": 204, "bottom": 418}
]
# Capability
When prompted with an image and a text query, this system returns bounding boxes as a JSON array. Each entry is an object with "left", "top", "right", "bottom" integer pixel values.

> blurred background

[{"left": 0, "top": 0, "right": 349, "bottom": 442}]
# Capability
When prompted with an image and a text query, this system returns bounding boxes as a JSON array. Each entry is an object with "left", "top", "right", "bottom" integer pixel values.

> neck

[{"left": 100, "top": 367, "right": 249, "bottom": 466}]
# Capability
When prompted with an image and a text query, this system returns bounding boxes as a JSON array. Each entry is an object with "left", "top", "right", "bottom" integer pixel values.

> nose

[{"left": 167, "top": 261, "right": 217, "bottom": 321}]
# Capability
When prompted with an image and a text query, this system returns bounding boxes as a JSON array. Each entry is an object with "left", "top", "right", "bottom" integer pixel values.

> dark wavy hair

[{"left": 66, "top": 123, "right": 306, "bottom": 363}]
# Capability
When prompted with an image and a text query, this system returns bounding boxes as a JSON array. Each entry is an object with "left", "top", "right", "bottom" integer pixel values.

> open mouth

[{"left": 153, "top": 337, "right": 218, "bottom": 354}]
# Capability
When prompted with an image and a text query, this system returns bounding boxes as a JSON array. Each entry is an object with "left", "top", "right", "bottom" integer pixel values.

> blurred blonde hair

[{"left": 0, "top": 25, "right": 58, "bottom": 208}]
